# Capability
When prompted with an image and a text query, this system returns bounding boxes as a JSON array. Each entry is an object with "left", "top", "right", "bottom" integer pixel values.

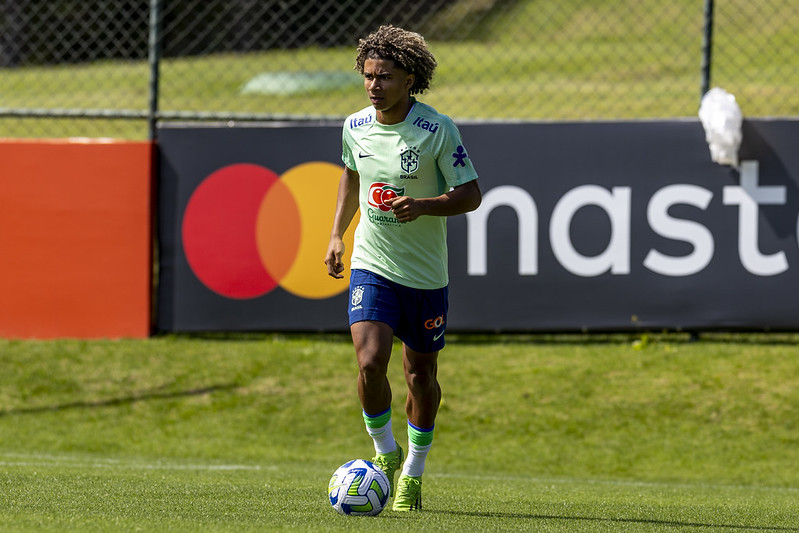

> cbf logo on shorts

[
  {"left": 368, "top": 183, "right": 405, "bottom": 212},
  {"left": 351, "top": 285, "right": 364, "bottom": 311}
]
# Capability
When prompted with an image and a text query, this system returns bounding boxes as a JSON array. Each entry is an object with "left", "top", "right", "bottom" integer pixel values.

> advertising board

[{"left": 157, "top": 120, "right": 799, "bottom": 331}]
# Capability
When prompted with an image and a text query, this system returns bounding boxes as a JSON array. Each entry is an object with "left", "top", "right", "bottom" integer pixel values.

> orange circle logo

[{"left": 182, "top": 162, "right": 358, "bottom": 300}]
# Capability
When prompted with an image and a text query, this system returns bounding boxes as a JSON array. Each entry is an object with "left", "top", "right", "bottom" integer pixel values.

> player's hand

[
  {"left": 324, "top": 237, "right": 346, "bottom": 279},
  {"left": 386, "top": 196, "right": 421, "bottom": 223}
]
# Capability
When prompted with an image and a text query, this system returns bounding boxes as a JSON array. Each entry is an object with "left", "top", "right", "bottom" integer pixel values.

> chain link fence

[{"left": 0, "top": 0, "right": 797, "bottom": 139}]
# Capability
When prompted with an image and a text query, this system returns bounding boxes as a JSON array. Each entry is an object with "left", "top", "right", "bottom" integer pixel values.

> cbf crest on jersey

[{"left": 400, "top": 146, "right": 419, "bottom": 174}]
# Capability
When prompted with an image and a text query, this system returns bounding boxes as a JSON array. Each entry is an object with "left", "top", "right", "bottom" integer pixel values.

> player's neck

[{"left": 376, "top": 98, "right": 415, "bottom": 125}]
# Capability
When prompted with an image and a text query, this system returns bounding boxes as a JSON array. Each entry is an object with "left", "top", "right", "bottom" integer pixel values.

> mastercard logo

[{"left": 182, "top": 162, "right": 358, "bottom": 300}]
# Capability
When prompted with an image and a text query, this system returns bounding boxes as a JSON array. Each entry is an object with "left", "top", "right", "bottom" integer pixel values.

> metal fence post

[
  {"left": 148, "top": 0, "right": 162, "bottom": 141},
  {"left": 700, "top": 0, "right": 714, "bottom": 99}
]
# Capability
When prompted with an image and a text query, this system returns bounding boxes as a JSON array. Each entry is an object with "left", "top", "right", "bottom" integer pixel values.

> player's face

[{"left": 363, "top": 58, "right": 415, "bottom": 125}]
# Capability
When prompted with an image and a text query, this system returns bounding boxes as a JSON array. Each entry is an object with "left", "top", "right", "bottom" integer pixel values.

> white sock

[
  {"left": 401, "top": 423, "right": 434, "bottom": 477},
  {"left": 401, "top": 441, "right": 432, "bottom": 477},
  {"left": 364, "top": 413, "right": 396, "bottom": 455}
]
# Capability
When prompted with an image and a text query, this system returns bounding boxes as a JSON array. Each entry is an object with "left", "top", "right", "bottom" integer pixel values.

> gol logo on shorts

[
  {"left": 424, "top": 315, "right": 445, "bottom": 330},
  {"left": 182, "top": 162, "right": 358, "bottom": 300}
]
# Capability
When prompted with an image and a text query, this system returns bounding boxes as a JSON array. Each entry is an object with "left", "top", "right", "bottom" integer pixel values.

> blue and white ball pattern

[{"left": 328, "top": 459, "right": 390, "bottom": 516}]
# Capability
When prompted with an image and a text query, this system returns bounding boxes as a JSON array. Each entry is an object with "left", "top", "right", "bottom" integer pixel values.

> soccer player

[{"left": 324, "top": 25, "right": 481, "bottom": 511}]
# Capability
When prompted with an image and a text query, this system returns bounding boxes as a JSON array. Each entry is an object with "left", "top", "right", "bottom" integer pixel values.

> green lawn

[{"left": 2, "top": 333, "right": 799, "bottom": 531}]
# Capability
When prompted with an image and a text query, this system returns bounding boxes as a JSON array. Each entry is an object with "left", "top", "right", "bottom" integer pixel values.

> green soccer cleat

[
  {"left": 392, "top": 474, "right": 422, "bottom": 511},
  {"left": 371, "top": 442, "right": 403, "bottom": 497}
]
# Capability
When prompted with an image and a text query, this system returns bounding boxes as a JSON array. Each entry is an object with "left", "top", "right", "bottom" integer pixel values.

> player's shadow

[
  {"left": 0, "top": 383, "right": 237, "bottom": 417},
  {"left": 426, "top": 509, "right": 799, "bottom": 531}
]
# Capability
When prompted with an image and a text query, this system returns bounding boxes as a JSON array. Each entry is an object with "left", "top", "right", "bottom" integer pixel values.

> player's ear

[{"left": 405, "top": 73, "right": 415, "bottom": 91}]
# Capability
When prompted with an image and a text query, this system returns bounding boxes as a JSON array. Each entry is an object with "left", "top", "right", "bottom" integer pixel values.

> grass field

[{"left": 2, "top": 333, "right": 799, "bottom": 531}]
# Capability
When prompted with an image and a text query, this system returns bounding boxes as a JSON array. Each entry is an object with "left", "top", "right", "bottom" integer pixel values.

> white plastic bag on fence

[{"left": 698, "top": 87, "right": 743, "bottom": 167}]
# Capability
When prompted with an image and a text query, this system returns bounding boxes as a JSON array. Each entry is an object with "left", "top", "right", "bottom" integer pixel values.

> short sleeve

[
  {"left": 437, "top": 119, "right": 478, "bottom": 187},
  {"left": 341, "top": 125, "right": 357, "bottom": 171}
]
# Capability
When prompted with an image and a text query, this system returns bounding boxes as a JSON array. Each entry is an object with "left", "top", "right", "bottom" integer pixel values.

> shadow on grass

[
  {"left": 445, "top": 332, "right": 695, "bottom": 345},
  {"left": 151, "top": 331, "right": 799, "bottom": 346},
  {"left": 0, "top": 384, "right": 238, "bottom": 417},
  {"left": 426, "top": 509, "right": 799, "bottom": 531},
  {"left": 446, "top": 331, "right": 799, "bottom": 346}
]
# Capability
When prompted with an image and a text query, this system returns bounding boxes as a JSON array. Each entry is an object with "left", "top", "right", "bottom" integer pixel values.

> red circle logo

[{"left": 182, "top": 162, "right": 357, "bottom": 300}]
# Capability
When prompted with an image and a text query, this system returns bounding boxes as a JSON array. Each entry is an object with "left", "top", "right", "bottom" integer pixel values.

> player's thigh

[
  {"left": 351, "top": 320, "right": 394, "bottom": 372},
  {"left": 402, "top": 343, "right": 439, "bottom": 381}
]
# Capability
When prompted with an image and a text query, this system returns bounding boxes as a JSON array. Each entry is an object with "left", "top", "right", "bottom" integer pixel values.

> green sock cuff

[
  {"left": 363, "top": 407, "right": 391, "bottom": 429},
  {"left": 407, "top": 422, "right": 434, "bottom": 447}
]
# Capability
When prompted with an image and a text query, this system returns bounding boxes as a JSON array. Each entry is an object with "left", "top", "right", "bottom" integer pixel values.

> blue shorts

[{"left": 348, "top": 269, "right": 448, "bottom": 353}]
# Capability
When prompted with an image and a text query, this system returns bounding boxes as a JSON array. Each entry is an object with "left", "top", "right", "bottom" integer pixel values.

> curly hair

[{"left": 354, "top": 25, "right": 437, "bottom": 95}]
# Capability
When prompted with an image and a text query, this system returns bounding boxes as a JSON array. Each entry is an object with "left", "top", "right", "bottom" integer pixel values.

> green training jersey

[{"left": 342, "top": 100, "right": 478, "bottom": 289}]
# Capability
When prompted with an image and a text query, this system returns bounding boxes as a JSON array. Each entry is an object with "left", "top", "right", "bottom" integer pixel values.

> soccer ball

[{"left": 328, "top": 459, "right": 390, "bottom": 516}]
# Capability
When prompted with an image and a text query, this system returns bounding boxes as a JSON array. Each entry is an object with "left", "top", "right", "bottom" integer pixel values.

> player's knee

[
  {"left": 405, "top": 367, "right": 437, "bottom": 394},
  {"left": 358, "top": 355, "right": 389, "bottom": 381}
]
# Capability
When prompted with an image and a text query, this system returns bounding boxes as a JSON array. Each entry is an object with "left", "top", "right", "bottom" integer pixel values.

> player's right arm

[{"left": 324, "top": 166, "right": 360, "bottom": 279}]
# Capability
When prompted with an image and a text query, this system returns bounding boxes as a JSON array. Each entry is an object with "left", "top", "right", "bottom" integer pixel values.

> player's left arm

[{"left": 386, "top": 179, "right": 481, "bottom": 223}]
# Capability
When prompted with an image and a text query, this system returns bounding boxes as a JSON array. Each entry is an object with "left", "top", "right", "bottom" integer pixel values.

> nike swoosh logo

[
  {"left": 359, "top": 152, "right": 375, "bottom": 158},
  {"left": 433, "top": 331, "right": 445, "bottom": 341}
]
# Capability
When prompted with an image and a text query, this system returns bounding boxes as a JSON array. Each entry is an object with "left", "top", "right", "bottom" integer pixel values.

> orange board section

[{"left": 0, "top": 139, "right": 153, "bottom": 338}]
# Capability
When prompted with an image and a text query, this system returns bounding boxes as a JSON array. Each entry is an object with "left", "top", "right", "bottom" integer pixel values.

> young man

[{"left": 324, "top": 25, "right": 481, "bottom": 512}]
